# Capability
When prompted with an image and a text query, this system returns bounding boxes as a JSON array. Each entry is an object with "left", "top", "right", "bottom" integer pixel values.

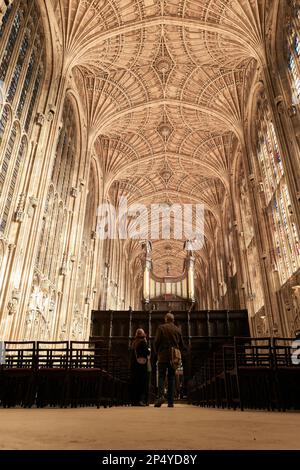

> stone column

[
  {"left": 219, "top": 216, "right": 231, "bottom": 308},
  {"left": 229, "top": 174, "right": 247, "bottom": 309}
]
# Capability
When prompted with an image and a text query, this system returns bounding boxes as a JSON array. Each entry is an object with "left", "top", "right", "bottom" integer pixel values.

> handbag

[
  {"left": 170, "top": 347, "right": 181, "bottom": 370},
  {"left": 135, "top": 349, "right": 147, "bottom": 365}
]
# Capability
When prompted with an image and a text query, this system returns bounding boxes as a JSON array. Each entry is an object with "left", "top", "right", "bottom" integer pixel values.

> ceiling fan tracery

[{"left": 53, "top": 0, "right": 269, "bottom": 277}]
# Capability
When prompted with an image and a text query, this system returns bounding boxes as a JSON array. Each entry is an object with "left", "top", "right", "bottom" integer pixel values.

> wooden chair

[
  {"left": 220, "top": 344, "right": 236, "bottom": 409},
  {"left": 272, "top": 337, "right": 300, "bottom": 411},
  {"left": 69, "top": 341, "right": 110, "bottom": 408},
  {"left": 230, "top": 337, "right": 276, "bottom": 410},
  {"left": 36, "top": 341, "right": 69, "bottom": 408},
  {"left": 0, "top": 341, "right": 36, "bottom": 408}
]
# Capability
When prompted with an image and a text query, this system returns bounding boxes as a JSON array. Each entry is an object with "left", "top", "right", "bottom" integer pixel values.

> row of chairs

[
  {"left": 187, "top": 337, "right": 300, "bottom": 411},
  {"left": 0, "top": 341, "right": 130, "bottom": 408}
]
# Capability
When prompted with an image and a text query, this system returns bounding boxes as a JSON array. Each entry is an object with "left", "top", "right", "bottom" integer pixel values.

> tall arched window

[
  {"left": 7, "top": 31, "right": 30, "bottom": 103},
  {"left": 256, "top": 103, "right": 300, "bottom": 284},
  {"left": 239, "top": 166, "right": 264, "bottom": 314},
  {"left": 0, "top": 135, "right": 27, "bottom": 233},
  {"left": 36, "top": 98, "right": 77, "bottom": 284},
  {"left": 0, "top": 8, "right": 22, "bottom": 82},
  {"left": 0, "top": 122, "right": 19, "bottom": 197},
  {"left": 287, "top": 2, "right": 300, "bottom": 104},
  {"left": 0, "top": 105, "right": 10, "bottom": 145},
  {"left": 31, "top": 97, "right": 78, "bottom": 340},
  {"left": 73, "top": 169, "right": 96, "bottom": 339},
  {"left": 0, "top": 0, "right": 45, "bottom": 235}
]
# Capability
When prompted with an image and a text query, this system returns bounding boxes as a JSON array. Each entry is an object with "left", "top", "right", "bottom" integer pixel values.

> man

[{"left": 154, "top": 312, "right": 185, "bottom": 408}]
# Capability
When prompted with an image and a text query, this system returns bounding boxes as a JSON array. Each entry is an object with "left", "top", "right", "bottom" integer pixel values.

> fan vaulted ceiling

[{"left": 52, "top": 0, "right": 270, "bottom": 278}]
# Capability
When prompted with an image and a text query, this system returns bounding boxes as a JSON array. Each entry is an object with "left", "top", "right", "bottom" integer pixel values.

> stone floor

[{"left": 0, "top": 404, "right": 299, "bottom": 450}]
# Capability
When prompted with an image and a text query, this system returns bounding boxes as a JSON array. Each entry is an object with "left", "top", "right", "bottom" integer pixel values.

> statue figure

[{"left": 7, "top": 298, "right": 18, "bottom": 315}]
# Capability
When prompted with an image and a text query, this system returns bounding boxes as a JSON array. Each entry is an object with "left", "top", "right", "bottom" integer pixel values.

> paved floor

[{"left": 0, "top": 404, "right": 299, "bottom": 450}]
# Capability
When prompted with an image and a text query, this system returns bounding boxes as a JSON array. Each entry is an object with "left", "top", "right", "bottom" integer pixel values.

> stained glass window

[
  {"left": 0, "top": 105, "right": 10, "bottom": 145},
  {"left": 257, "top": 120, "right": 283, "bottom": 205},
  {"left": 51, "top": 100, "right": 76, "bottom": 200},
  {"left": 0, "top": 0, "right": 45, "bottom": 236},
  {"left": 36, "top": 99, "right": 77, "bottom": 283},
  {"left": 0, "top": 122, "right": 18, "bottom": 198},
  {"left": 269, "top": 6, "right": 300, "bottom": 280},
  {"left": 0, "top": 136, "right": 26, "bottom": 233},
  {"left": 7, "top": 32, "right": 29, "bottom": 103},
  {"left": 0, "top": 10, "right": 22, "bottom": 82},
  {"left": 294, "top": 33, "right": 300, "bottom": 56},
  {"left": 16, "top": 50, "right": 35, "bottom": 119},
  {"left": 288, "top": 8, "right": 300, "bottom": 105},
  {"left": 257, "top": 106, "right": 300, "bottom": 283},
  {"left": 24, "top": 66, "right": 42, "bottom": 132},
  {"left": 288, "top": 52, "right": 300, "bottom": 101}
]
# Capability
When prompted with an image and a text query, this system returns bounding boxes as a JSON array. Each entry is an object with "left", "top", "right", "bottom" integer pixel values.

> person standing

[
  {"left": 130, "top": 328, "right": 151, "bottom": 406},
  {"left": 154, "top": 312, "right": 185, "bottom": 408}
]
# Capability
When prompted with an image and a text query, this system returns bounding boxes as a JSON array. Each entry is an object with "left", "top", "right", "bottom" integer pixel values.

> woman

[{"left": 130, "top": 328, "right": 151, "bottom": 406}]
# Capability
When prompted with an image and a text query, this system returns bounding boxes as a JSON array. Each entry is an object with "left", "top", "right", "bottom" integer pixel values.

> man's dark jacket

[{"left": 154, "top": 321, "right": 185, "bottom": 363}]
